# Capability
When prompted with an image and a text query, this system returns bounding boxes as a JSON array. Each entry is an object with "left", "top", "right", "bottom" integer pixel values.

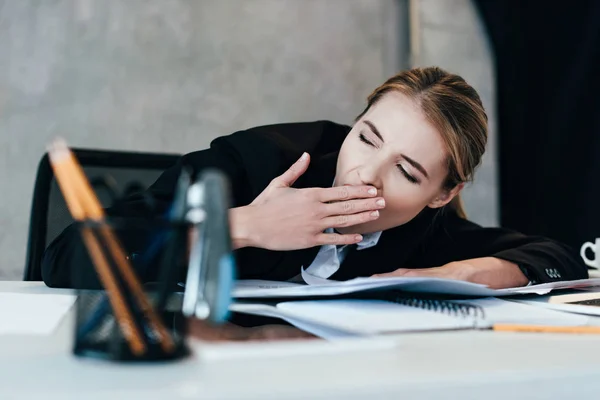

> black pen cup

[{"left": 71, "top": 218, "right": 191, "bottom": 362}]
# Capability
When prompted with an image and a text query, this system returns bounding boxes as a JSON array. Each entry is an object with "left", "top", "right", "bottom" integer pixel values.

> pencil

[
  {"left": 52, "top": 139, "right": 177, "bottom": 353},
  {"left": 48, "top": 142, "right": 147, "bottom": 356},
  {"left": 53, "top": 140, "right": 176, "bottom": 353},
  {"left": 493, "top": 324, "right": 600, "bottom": 335}
]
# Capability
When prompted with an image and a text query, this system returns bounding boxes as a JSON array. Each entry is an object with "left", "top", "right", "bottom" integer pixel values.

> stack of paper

[
  {"left": 0, "top": 293, "right": 76, "bottom": 335},
  {"left": 232, "top": 269, "right": 600, "bottom": 299},
  {"left": 514, "top": 290, "right": 600, "bottom": 316}
]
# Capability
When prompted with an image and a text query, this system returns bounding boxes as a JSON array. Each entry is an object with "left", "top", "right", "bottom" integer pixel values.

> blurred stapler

[{"left": 182, "top": 169, "right": 235, "bottom": 323}]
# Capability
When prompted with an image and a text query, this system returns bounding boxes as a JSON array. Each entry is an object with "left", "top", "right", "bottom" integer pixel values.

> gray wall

[
  {"left": 0, "top": 0, "right": 496, "bottom": 280},
  {"left": 0, "top": 0, "right": 399, "bottom": 279},
  {"left": 414, "top": 0, "right": 498, "bottom": 227}
]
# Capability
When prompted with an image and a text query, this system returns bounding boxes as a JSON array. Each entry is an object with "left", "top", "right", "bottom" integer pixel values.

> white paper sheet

[
  {"left": 454, "top": 297, "right": 593, "bottom": 327},
  {"left": 512, "top": 290, "right": 600, "bottom": 317},
  {"left": 234, "top": 280, "right": 302, "bottom": 290},
  {"left": 276, "top": 299, "right": 478, "bottom": 335},
  {"left": 232, "top": 269, "right": 600, "bottom": 299},
  {"left": 0, "top": 293, "right": 76, "bottom": 335},
  {"left": 232, "top": 273, "right": 499, "bottom": 299}
]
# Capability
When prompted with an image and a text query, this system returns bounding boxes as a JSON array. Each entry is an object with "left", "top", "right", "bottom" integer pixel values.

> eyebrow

[
  {"left": 403, "top": 155, "right": 429, "bottom": 179},
  {"left": 364, "top": 120, "right": 384, "bottom": 142},
  {"left": 363, "top": 119, "right": 430, "bottom": 179}
]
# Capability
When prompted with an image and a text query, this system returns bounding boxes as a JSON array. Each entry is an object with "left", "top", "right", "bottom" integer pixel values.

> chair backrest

[{"left": 24, "top": 148, "right": 181, "bottom": 281}]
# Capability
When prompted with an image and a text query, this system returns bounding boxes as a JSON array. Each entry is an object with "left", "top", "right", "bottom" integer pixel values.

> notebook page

[
  {"left": 233, "top": 280, "right": 303, "bottom": 296},
  {"left": 299, "top": 268, "right": 600, "bottom": 297},
  {"left": 234, "top": 280, "right": 302, "bottom": 290},
  {"left": 0, "top": 293, "right": 76, "bottom": 335},
  {"left": 233, "top": 276, "right": 503, "bottom": 298},
  {"left": 276, "top": 299, "right": 477, "bottom": 335}
]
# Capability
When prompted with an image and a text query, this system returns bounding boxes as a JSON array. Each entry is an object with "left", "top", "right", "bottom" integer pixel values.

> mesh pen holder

[{"left": 71, "top": 218, "right": 191, "bottom": 362}]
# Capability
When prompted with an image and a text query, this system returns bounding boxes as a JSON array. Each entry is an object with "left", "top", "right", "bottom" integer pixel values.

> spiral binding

[{"left": 380, "top": 291, "right": 486, "bottom": 320}]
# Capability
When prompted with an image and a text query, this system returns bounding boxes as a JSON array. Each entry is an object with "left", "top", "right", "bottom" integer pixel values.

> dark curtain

[{"left": 474, "top": 0, "right": 600, "bottom": 250}]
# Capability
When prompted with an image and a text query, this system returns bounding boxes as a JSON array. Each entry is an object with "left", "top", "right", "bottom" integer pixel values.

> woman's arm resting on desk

[
  {"left": 373, "top": 257, "right": 529, "bottom": 289},
  {"left": 374, "top": 210, "right": 588, "bottom": 288}
]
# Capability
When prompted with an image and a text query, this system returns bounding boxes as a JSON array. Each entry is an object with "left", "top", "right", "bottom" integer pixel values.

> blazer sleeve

[
  {"left": 413, "top": 210, "right": 588, "bottom": 283},
  {"left": 41, "top": 120, "right": 350, "bottom": 288}
]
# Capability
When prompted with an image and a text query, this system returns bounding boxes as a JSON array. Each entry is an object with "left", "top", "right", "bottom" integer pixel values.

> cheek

[
  {"left": 381, "top": 180, "right": 433, "bottom": 216},
  {"left": 334, "top": 154, "right": 347, "bottom": 183},
  {"left": 336, "top": 142, "right": 362, "bottom": 176}
]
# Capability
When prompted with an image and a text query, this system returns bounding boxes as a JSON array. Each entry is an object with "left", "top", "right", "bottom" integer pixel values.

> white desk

[{"left": 1, "top": 281, "right": 600, "bottom": 400}]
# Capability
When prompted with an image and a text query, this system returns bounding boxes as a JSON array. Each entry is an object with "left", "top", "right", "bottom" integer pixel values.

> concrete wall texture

[
  {"left": 0, "top": 0, "right": 496, "bottom": 279},
  {"left": 415, "top": 0, "right": 498, "bottom": 228}
]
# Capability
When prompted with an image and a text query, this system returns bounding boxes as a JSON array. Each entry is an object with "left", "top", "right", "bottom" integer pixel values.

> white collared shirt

[{"left": 302, "top": 229, "right": 383, "bottom": 279}]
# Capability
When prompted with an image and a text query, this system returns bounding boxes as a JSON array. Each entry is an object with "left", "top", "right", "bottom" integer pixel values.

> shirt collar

[
  {"left": 326, "top": 227, "right": 382, "bottom": 250},
  {"left": 356, "top": 230, "right": 382, "bottom": 250}
]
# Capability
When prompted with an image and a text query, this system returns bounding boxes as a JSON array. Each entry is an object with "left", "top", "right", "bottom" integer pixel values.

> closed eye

[
  {"left": 359, "top": 133, "right": 376, "bottom": 147},
  {"left": 397, "top": 165, "right": 419, "bottom": 184},
  {"left": 361, "top": 132, "right": 419, "bottom": 184}
]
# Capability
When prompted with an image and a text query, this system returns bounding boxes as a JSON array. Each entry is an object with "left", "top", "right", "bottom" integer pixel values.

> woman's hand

[
  {"left": 372, "top": 257, "right": 530, "bottom": 289},
  {"left": 229, "top": 153, "right": 386, "bottom": 250},
  {"left": 372, "top": 263, "right": 476, "bottom": 281}
]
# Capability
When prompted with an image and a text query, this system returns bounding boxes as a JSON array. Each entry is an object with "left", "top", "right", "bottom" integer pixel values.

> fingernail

[
  {"left": 368, "top": 188, "right": 377, "bottom": 195},
  {"left": 300, "top": 152, "right": 308, "bottom": 161},
  {"left": 355, "top": 235, "right": 363, "bottom": 242},
  {"left": 376, "top": 199, "right": 385, "bottom": 207},
  {"left": 371, "top": 210, "right": 379, "bottom": 217}
]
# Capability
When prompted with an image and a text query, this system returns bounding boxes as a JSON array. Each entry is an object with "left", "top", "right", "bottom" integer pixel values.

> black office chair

[{"left": 23, "top": 148, "right": 181, "bottom": 281}]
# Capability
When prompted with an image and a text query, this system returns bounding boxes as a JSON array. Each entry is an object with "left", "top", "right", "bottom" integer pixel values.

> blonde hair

[{"left": 357, "top": 67, "right": 488, "bottom": 218}]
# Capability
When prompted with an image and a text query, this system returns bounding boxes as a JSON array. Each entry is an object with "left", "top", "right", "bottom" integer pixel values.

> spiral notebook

[{"left": 230, "top": 294, "right": 593, "bottom": 339}]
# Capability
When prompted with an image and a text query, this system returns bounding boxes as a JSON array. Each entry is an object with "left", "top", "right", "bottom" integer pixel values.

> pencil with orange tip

[
  {"left": 493, "top": 324, "right": 600, "bottom": 334},
  {"left": 47, "top": 141, "right": 147, "bottom": 356},
  {"left": 51, "top": 139, "right": 176, "bottom": 353}
]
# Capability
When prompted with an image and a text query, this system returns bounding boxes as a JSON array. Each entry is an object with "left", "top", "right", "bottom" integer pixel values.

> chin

[
  {"left": 337, "top": 222, "right": 383, "bottom": 235},
  {"left": 341, "top": 216, "right": 414, "bottom": 234}
]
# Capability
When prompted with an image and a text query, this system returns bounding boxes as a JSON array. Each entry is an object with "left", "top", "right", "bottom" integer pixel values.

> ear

[{"left": 428, "top": 183, "right": 465, "bottom": 209}]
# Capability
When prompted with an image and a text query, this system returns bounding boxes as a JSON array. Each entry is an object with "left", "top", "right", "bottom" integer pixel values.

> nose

[{"left": 356, "top": 161, "right": 383, "bottom": 190}]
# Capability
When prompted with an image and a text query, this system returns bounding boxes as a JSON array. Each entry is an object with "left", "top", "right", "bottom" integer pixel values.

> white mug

[{"left": 581, "top": 238, "right": 600, "bottom": 269}]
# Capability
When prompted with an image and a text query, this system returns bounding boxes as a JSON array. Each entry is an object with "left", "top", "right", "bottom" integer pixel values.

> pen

[
  {"left": 493, "top": 324, "right": 600, "bottom": 334},
  {"left": 49, "top": 141, "right": 147, "bottom": 355},
  {"left": 50, "top": 139, "right": 175, "bottom": 354}
]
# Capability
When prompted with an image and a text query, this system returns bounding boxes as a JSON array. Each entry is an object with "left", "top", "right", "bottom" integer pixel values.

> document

[
  {"left": 513, "top": 290, "right": 600, "bottom": 317},
  {"left": 0, "top": 293, "right": 76, "bottom": 335},
  {"left": 232, "top": 268, "right": 600, "bottom": 299}
]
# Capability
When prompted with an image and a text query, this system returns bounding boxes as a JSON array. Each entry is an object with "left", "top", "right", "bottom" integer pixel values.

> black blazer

[{"left": 42, "top": 121, "right": 588, "bottom": 288}]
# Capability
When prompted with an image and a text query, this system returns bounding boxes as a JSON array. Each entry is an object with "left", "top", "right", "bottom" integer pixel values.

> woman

[{"left": 42, "top": 67, "right": 588, "bottom": 290}]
